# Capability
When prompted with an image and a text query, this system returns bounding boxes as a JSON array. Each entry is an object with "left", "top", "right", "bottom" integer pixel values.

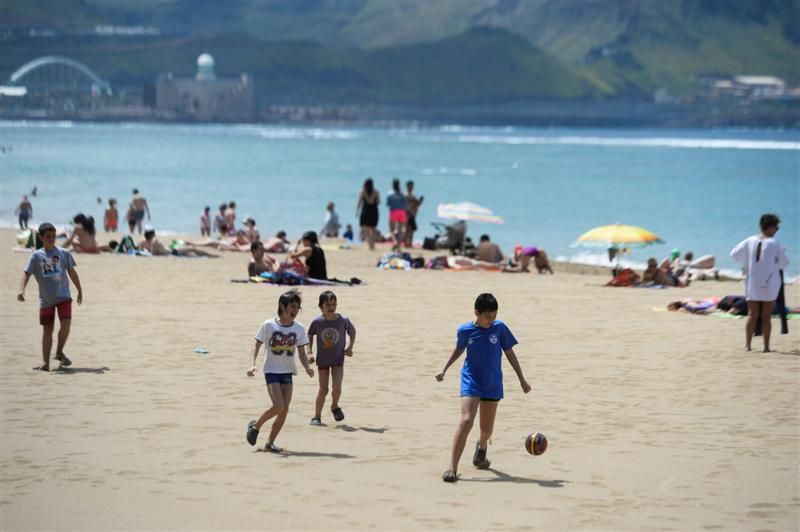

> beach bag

[
  {"left": 22, "top": 230, "right": 43, "bottom": 250},
  {"left": 116, "top": 235, "right": 137, "bottom": 254}
]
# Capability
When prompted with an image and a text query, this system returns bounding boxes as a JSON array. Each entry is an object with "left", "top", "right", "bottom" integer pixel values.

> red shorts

[
  {"left": 40, "top": 300, "right": 72, "bottom": 326},
  {"left": 389, "top": 209, "right": 408, "bottom": 224}
]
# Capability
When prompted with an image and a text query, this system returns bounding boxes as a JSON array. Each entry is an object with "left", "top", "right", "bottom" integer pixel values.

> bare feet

[
  {"left": 763, "top": 348, "right": 771, "bottom": 353},
  {"left": 33, "top": 364, "right": 50, "bottom": 371}
]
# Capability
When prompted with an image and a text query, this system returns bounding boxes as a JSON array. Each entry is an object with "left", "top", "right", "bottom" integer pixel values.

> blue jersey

[{"left": 457, "top": 320, "right": 518, "bottom": 400}]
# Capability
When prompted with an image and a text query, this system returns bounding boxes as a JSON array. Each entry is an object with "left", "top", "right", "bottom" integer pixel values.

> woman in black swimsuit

[
  {"left": 289, "top": 231, "right": 327, "bottom": 280},
  {"left": 356, "top": 177, "right": 380, "bottom": 250}
]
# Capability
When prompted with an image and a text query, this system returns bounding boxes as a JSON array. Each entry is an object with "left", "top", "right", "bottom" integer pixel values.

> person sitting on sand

[
  {"left": 265, "top": 230, "right": 291, "bottom": 253},
  {"left": 249, "top": 240, "right": 277, "bottom": 277},
  {"left": 476, "top": 234, "right": 503, "bottom": 264},
  {"left": 289, "top": 231, "right": 327, "bottom": 280},
  {"left": 641, "top": 257, "right": 689, "bottom": 287},
  {"left": 65, "top": 214, "right": 113, "bottom": 253},
  {"left": 139, "top": 229, "right": 218, "bottom": 257},
  {"left": 504, "top": 245, "right": 554, "bottom": 274},
  {"left": 243, "top": 217, "right": 261, "bottom": 243}
]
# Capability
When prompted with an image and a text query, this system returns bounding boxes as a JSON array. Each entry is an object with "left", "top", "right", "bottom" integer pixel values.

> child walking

[
  {"left": 17, "top": 222, "right": 83, "bottom": 371},
  {"left": 246, "top": 289, "right": 314, "bottom": 452},
  {"left": 307, "top": 291, "right": 356, "bottom": 425},
  {"left": 435, "top": 293, "right": 531, "bottom": 482}
]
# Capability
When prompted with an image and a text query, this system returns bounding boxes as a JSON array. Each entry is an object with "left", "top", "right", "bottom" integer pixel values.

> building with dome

[{"left": 154, "top": 53, "right": 254, "bottom": 121}]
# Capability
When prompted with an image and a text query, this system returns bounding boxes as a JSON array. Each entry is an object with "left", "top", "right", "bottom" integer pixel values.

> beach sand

[{"left": 1, "top": 228, "right": 798, "bottom": 531}]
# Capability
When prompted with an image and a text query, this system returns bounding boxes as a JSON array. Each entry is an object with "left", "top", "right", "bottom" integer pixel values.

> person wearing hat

[{"left": 17, "top": 222, "right": 83, "bottom": 371}]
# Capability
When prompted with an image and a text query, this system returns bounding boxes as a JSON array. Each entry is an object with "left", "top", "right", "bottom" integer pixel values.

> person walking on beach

[
  {"left": 130, "top": 189, "right": 151, "bottom": 234},
  {"left": 404, "top": 180, "right": 423, "bottom": 247},
  {"left": 435, "top": 293, "right": 531, "bottom": 482},
  {"left": 17, "top": 222, "right": 83, "bottom": 371},
  {"left": 15, "top": 195, "right": 33, "bottom": 229},
  {"left": 246, "top": 289, "right": 314, "bottom": 452},
  {"left": 307, "top": 291, "right": 356, "bottom": 426},
  {"left": 200, "top": 206, "right": 211, "bottom": 237},
  {"left": 730, "top": 213, "right": 789, "bottom": 352},
  {"left": 356, "top": 178, "right": 380, "bottom": 251},
  {"left": 104, "top": 199, "right": 119, "bottom": 232},
  {"left": 224, "top": 201, "right": 237, "bottom": 235},
  {"left": 386, "top": 178, "right": 408, "bottom": 250}
]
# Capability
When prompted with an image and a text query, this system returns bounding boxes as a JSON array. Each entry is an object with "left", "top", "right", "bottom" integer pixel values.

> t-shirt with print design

[
  {"left": 24, "top": 247, "right": 77, "bottom": 308},
  {"left": 255, "top": 318, "right": 309, "bottom": 375},
  {"left": 456, "top": 319, "right": 518, "bottom": 400},
  {"left": 308, "top": 315, "right": 356, "bottom": 367}
]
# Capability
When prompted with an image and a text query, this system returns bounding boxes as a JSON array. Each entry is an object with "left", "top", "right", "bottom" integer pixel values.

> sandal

[
  {"left": 331, "top": 407, "right": 345, "bottom": 422},
  {"left": 442, "top": 470, "right": 458, "bottom": 483},
  {"left": 309, "top": 417, "right": 322, "bottom": 426},
  {"left": 55, "top": 353, "right": 72, "bottom": 367},
  {"left": 246, "top": 420, "right": 259, "bottom": 446},
  {"left": 472, "top": 442, "right": 491, "bottom": 469},
  {"left": 265, "top": 442, "right": 283, "bottom": 453}
]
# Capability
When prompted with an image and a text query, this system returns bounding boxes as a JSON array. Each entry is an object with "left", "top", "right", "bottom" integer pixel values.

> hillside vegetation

[{"left": 1, "top": 0, "right": 798, "bottom": 103}]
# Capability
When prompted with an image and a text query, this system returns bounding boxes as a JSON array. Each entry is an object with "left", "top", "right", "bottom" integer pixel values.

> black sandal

[
  {"left": 265, "top": 442, "right": 284, "bottom": 453},
  {"left": 331, "top": 406, "right": 345, "bottom": 422},
  {"left": 472, "top": 442, "right": 491, "bottom": 469},
  {"left": 442, "top": 470, "right": 458, "bottom": 483},
  {"left": 55, "top": 353, "right": 72, "bottom": 367}
]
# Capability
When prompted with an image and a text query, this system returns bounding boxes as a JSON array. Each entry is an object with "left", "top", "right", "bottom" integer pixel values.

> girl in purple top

[
  {"left": 504, "top": 245, "right": 554, "bottom": 274},
  {"left": 307, "top": 291, "right": 356, "bottom": 425}
]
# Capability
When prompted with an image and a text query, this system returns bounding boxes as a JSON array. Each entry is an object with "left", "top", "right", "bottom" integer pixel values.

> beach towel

[{"left": 607, "top": 268, "right": 638, "bottom": 287}]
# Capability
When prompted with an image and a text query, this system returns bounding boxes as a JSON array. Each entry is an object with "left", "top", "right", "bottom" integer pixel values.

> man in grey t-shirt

[{"left": 18, "top": 223, "right": 83, "bottom": 371}]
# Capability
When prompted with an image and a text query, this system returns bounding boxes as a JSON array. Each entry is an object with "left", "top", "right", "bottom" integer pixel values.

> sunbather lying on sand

[{"left": 140, "top": 230, "right": 218, "bottom": 257}]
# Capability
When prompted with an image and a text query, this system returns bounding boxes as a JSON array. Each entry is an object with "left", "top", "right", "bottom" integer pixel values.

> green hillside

[{"left": 1, "top": 0, "right": 798, "bottom": 99}]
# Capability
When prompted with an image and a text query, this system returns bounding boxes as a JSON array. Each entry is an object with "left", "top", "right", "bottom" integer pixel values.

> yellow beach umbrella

[{"left": 573, "top": 224, "right": 664, "bottom": 249}]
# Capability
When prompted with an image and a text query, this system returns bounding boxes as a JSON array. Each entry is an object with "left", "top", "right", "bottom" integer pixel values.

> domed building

[{"left": 154, "top": 53, "right": 254, "bottom": 121}]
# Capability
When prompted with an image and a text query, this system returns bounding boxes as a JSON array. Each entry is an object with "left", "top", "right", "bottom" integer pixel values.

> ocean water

[{"left": 1, "top": 120, "right": 798, "bottom": 277}]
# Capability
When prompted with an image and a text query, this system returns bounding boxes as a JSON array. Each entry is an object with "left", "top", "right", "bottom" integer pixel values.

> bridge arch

[{"left": 9, "top": 56, "right": 111, "bottom": 93}]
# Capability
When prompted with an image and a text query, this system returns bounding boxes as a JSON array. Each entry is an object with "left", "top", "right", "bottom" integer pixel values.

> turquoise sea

[{"left": 1, "top": 121, "right": 798, "bottom": 277}]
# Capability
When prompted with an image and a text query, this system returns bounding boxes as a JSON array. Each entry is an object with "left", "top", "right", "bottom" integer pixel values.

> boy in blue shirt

[{"left": 435, "top": 293, "right": 531, "bottom": 482}]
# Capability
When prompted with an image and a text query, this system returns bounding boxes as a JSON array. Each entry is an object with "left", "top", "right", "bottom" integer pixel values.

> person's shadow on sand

[
  {"left": 461, "top": 467, "right": 568, "bottom": 487},
  {"left": 257, "top": 448, "right": 354, "bottom": 459},
  {"left": 335, "top": 424, "right": 387, "bottom": 434},
  {"left": 53, "top": 366, "right": 110, "bottom": 374}
]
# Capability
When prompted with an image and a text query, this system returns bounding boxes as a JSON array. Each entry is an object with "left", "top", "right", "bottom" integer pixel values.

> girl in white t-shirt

[
  {"left": 246, "top": 289, "right": 314, "bottom": 452},
  {"left": 730, "top": 214, "right": 790, "bottom": 352}
]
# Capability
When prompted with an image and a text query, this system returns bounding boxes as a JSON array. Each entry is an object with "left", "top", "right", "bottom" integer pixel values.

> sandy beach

[{"left": 1, "top": 227, "right": 798, "bottom": 531}]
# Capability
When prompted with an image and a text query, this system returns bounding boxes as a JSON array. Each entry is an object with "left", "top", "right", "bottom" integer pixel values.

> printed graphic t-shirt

[
  {"left": 24, "top": 247, "right": 77, "bottom": 308},
  {"left": 255, "top": 318, "right": 309, "bottom": 375},
  {"left": 457, "top": 319, "right": 518, "bottom": 400},
  {"left": 307, "top": 315, "right": 356, "bottom": 366}
]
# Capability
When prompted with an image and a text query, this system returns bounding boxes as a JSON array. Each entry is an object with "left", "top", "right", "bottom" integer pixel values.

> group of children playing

[
  {"left": 243, "top": 287, "right": 531, "bottom": 483},
  {"left": 19, "top": 222, "right": 533, "bottom": 483}
]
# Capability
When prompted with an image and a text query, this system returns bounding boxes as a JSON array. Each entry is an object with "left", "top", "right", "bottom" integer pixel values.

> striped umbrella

[
  {"left": 573, "top": 224, "right": 664, "bottom": 249},
  {"left": 437, "top": 202, "right": 504, "bottom": 224}
]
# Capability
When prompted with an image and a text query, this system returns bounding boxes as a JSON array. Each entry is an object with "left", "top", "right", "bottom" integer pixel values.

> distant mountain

[{"left": 1, "top": 0, "right": 798, "bottom": 100}]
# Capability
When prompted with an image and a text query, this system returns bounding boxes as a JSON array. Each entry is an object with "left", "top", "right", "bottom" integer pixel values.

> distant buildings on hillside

[
  {"left": 154, "top": 53, "right": 255, "bottom": 121},
  {"left": 694, "top": 74, "right": 795, "bottom": 101}
]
